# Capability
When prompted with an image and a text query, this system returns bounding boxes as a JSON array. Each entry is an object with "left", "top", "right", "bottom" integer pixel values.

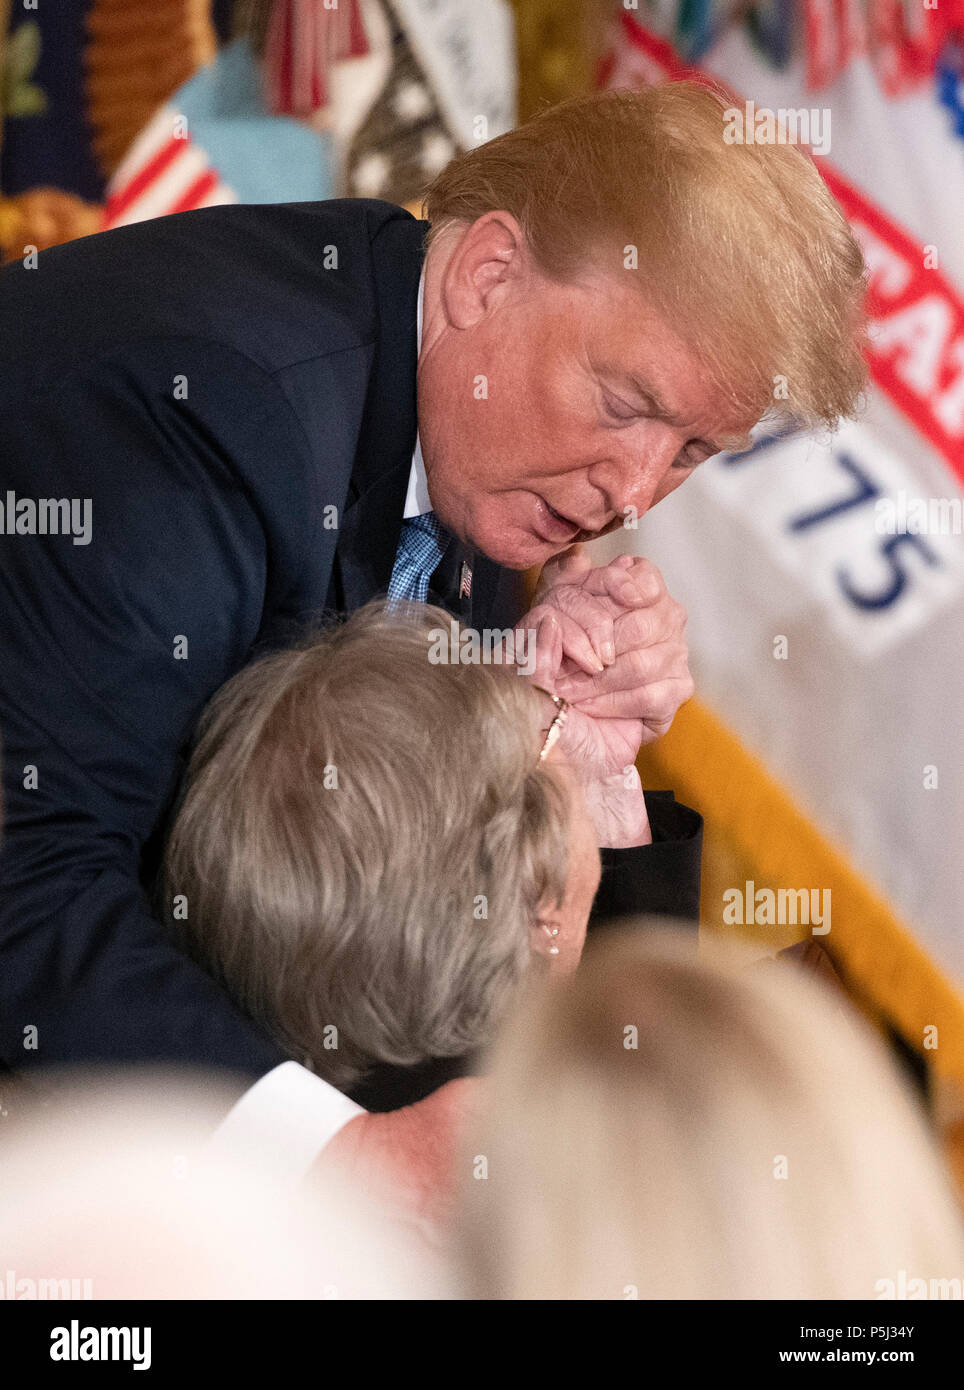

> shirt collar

[{"left": 403, "top": 265, "right": 431, "bottom": 518}]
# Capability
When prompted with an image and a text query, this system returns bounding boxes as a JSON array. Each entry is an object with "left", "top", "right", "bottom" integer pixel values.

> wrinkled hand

[
  {"left": 529, "top": 675, "right": 652, "bottom": 848},
  {"left": 519, "top": 547, "right": 693, "bottom": 849},
  {"left": 524, "top": 545, "right": 694, "bottom": 744}
]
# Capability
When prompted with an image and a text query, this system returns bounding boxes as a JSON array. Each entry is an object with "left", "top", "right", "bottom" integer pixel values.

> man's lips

[{"left": 532, "top": 496, "right": 596, "bottom": 544}]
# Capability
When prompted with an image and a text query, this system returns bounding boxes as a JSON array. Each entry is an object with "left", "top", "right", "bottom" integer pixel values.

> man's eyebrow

[{"left": 602, "top": 366, "right": 750, "bottom": 455}]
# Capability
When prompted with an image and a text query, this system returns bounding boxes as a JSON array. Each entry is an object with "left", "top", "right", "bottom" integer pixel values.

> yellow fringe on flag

[{"left": 636, "top": 697, "right": 964, "bottom": 1090}]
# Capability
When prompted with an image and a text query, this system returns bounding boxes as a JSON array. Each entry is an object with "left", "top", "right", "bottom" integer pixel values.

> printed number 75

[{"left": 787, "top": 453, "right": 941, "bottom": 610}]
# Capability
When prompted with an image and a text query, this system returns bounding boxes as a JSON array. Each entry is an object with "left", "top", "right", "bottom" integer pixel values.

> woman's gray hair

[{"left": 163, "top": 601, "right": 571, "bottom": 1091}]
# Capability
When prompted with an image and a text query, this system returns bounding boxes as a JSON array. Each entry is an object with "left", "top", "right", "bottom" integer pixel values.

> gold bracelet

[{"left": 538, "top": 694, "right": 570, "bottom": 762}]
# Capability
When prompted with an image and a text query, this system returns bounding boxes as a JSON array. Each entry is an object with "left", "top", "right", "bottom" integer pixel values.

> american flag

[{"left": 103, "top": 106, "right": 237, "bottom": 230}]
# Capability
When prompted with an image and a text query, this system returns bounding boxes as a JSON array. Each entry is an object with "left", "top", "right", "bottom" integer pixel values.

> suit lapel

[
  {"left": 335, "top": 457, "right": 411, "bottom": 610},
  {"left": 332, "top": 212, "right": 428, "bottom": 611},
  {"left": 465, "top": 551, "right": 502, "bottom": 628}
]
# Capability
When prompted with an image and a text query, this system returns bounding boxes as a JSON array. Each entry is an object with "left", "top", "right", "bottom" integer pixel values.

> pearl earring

[{"left": 539, "top": 923, "right": 560, "bottom": 956}]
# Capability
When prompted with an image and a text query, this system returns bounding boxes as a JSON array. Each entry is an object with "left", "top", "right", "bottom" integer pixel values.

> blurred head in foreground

[
  {"left": 163, "top": 601, "right": 600, "bottom": 1094},
  {"left": 456, "top": 925, "right": 964, "bottom": 1300},
  {"left": 0, "top": 1072, "right": 446, "bottom": 1299}
]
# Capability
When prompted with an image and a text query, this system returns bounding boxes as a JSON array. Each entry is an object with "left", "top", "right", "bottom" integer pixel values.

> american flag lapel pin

[{"left": 459, "top": 560, "right": 473, "bottom": 599}]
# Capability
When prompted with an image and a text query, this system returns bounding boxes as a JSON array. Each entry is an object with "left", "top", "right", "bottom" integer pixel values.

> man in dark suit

[
  {"left": 0, "top": 85, "right": 867, "bottom": 1183},
  {"left": 0, "top": 192, "right": 698, "bottom": 1147}
]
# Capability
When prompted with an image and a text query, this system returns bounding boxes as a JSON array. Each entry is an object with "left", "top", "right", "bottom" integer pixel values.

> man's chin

[{"left": 469, "top": 529, "right": 561, "bottom": 571}]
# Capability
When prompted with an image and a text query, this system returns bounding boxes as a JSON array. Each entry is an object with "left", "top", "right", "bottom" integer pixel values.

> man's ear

[{"left": 441, "top": 211, "right": 527, "bottom": 331}]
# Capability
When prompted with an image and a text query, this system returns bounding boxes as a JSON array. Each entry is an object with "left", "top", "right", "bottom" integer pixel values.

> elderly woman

[{"left": 162, "top": 601, "right": 700, "bottom": 1111}]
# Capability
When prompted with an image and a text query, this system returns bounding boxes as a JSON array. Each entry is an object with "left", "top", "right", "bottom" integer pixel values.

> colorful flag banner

[{"left": 104, "top": 37, "right": 332, "bottom": 230}]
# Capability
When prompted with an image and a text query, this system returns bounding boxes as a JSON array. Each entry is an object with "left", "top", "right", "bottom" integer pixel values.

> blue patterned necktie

[{"left": 388, "top": 510, "right": 451, "bottom": 603}]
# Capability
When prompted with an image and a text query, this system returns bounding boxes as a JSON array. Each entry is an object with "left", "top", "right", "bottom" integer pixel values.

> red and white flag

[{"left": 103, "top": 106, "right": 237, "bottom": 230}]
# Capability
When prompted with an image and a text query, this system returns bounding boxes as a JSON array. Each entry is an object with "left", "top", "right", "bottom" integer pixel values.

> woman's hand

[
  {"left": 519, "top": 545, "right": 694, "bottom": 743},
  {"left": 528, "top": 676, "right": 652, "bottom": 850},
  {"left": 518, "top": 546, "right": 693, "bottom": 849}
]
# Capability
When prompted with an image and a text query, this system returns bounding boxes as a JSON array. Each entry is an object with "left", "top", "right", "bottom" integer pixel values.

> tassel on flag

[{"left": 263, "top": 0, "right": 370, "bottom": 118}]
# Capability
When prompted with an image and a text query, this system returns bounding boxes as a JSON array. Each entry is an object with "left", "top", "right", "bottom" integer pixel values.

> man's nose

[{"left": 588, "top": 423, "right": 680, "bottom": 523}]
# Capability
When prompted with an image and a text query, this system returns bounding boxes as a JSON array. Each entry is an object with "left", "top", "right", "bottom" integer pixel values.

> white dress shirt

[
  {"left": 211, "top": 271, "right": 430, "bottom": 1174},
  {"left": 404, "top": 265, "right": 430, "bottom": 518}
]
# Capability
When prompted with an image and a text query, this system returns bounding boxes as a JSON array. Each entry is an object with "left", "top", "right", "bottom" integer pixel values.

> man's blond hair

[
  {"left": 423, "top": 82, "right": 867, "bottom": 429},
  {"left": 163, "top": 602, "right": 570, "bottom": 1091}
]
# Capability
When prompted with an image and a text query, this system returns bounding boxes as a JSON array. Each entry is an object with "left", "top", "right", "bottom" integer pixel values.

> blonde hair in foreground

[
  {"left": 163, "top": 601, "right": 571, "bottom": 1092},
  {"left": 423, "top": 81, "right": 867, "bottom": 429},
  {"left": 458, "top": 925, "right": 964, "bottom": 1300}
]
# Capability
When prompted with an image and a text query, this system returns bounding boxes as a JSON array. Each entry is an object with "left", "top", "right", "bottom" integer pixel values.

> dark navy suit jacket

[{"left": 0, "top": 199, "right": 700, "bottom": 1092}]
